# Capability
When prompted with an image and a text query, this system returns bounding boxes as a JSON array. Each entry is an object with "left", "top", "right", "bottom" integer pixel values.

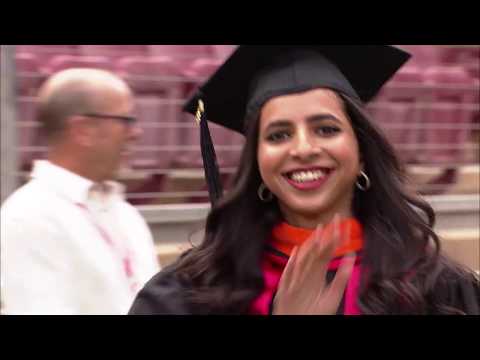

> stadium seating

[
  {"left": 44, "top": 55, "right": 114, "bottom": 74},
  {"left": 16, "top": 97, "right": 45, "bottom": 171},
  {"left": 368, "top": 65, "right": 424, "bottom": 164},
  {"left": 115, "top": 55, "right": 185, "bottom": 95},
  {"left": 131, "top": 95, "right": 183, "bottom": 171},
  {"left": 79, "top": 45, "right": 148, "bottom": 60},
  {"left": 147, "top": 45, "right": 214, "bottom": 69},
  {"left": 9, "top": 45, "right": 480, "bottom": 204},
  {"left": 16, "top": 45, "right": 79, "bottom": 71},
  {"left": 420, "top": 65, "right": 476, "bottom": 165},
  {"left": 175, "top": 57, "right": 245, "bottom": 169},
  {"left": 15, "top": 53, "right": 44, "bottom": 95}
]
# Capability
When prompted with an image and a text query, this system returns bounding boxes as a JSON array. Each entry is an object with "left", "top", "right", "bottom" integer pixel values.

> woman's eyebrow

[{"left": 306, "top": 114, "right": 342, "bottom": 124}]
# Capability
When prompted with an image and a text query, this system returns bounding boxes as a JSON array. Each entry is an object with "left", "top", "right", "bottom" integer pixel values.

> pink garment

[{"left": 249, "top": 251, "right": 362, "bottom": 315}]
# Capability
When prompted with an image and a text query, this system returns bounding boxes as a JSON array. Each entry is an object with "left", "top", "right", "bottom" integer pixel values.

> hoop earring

[
  {"left": 356, "top": 170, "right": 371, "bottom": 191},
  {"left": 258, "top": 183, "right": 274, "bottom": 202}
]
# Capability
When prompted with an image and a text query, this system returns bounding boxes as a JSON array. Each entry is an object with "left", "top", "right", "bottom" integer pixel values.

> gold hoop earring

[
  {"left": 258, "top": 183, "right": 274, "bottom": 202},
  {"left": 356, "top": 170, "right": 371, "bottom": 191}
]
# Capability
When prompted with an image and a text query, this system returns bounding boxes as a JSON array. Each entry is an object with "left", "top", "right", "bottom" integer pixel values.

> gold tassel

[{"left": 195, "top": 99, "right": 205, "bottom": 126}]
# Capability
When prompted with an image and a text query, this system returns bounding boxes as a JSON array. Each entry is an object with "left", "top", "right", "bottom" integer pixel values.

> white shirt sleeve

[{"left": 1, "top": 213, "right": 79, "bottom": 315}]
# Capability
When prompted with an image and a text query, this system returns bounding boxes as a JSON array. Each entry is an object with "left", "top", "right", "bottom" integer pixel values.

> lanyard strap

[{"left": 75, "top": 202, "right": 138, "bottom": 292}]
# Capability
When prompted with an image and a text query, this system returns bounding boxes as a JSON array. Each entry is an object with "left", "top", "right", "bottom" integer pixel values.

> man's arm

[{"left": 1, "top": 213, "right": 78, "bottom": 314}]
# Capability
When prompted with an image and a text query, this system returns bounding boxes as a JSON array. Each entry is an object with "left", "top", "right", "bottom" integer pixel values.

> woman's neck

[{"left": 280, "top": 207, "right": 354, "bottom": 229}]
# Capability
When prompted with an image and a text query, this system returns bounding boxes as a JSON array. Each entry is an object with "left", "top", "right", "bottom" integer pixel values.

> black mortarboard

[{"left": 183, "top": 45, "right": 411, "bottom": 205}]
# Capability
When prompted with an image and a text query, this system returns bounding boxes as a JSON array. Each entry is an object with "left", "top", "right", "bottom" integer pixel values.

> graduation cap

[{"left": 183, "top": 45, "right": 411, "bottom": 205}]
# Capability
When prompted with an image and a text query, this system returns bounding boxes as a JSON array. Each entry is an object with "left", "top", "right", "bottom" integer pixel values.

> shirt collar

[{"left": 30, "top": 160, "right": 125, "bottom": 205}]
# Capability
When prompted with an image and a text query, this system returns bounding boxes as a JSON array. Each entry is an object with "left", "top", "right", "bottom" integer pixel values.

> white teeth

[{"left": 289, "top": 170, "right": 326, "bottom": 183}]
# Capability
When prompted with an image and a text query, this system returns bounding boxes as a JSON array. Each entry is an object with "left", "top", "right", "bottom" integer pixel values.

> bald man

[{"left": 1, "top": 69, "right": 160, "bottom": 314}]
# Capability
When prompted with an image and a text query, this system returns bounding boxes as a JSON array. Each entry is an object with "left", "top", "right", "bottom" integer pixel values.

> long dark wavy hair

[{"left": 170, "top": 91, "right": 476, "bottom": 314}]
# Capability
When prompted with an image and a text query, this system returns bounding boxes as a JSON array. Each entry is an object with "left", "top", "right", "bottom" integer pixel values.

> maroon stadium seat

[
  {"left": 79, "top": 45, "right": 147, "bottom": 60},
  {"left": 16, "top": 45, "right": 79, "bottom": 72},
  {"left": 44, "top": 55, "right": 114, "bottom": 74},
  {"left": 398, "top": 45, "right": 442, "bottom": 68},
  {"left": 115, "top": 57, "right": 185, "bottom": 170},
  {"left": 438, "top": 46, "right": 480, "bottom": 64},
  {"left": 368, "top": 65, "right": 424, "bottom": 163},
  {"left": 182, "top": 57, "right": 223, "bottom": 79},
  {"left": 16, "top": 97, "right": 45, "bottom": 171},
  {"left": 147, "top": 45, "right": 214, "bottom": 69},
  {"left": 129, "top": 95, "right": 183, "bottom": 171},
  {"left": 115, "top": 55, "right": 185, "bottom": 95},
  {"left": 15, "top": 53, "right": 44, "bottom": 95},
  {"left": 467, "top": 62, "right": 480, "bottom": 80},
  {"left": 420, "top": 65, "right": 476, "bottom": 165}
]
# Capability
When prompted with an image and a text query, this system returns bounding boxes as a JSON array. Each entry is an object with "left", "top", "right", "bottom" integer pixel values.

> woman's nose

[{"left": 289, "top": 132, "right": 322, "bottom": 160}]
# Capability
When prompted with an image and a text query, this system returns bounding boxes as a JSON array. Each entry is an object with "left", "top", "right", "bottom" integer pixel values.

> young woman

[{"left": 129, "top": 46, "right": 479, "bottom": 315}]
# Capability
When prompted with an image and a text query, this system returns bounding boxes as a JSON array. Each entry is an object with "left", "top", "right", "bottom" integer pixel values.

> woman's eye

[
  {"left": 266, "top": 131, "right": 291, "bottom": 142},
  {"left": 316, "top": 126, "right": 340, "bottom": 136}
]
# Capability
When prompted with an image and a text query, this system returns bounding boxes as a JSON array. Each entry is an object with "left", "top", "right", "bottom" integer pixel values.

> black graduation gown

[{"left": 128, "top": 260, "right": 480, "bottom": 315}]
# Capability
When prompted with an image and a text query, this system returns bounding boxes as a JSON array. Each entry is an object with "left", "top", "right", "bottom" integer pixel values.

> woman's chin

[{"left": 279, "top": 199, "right": 331, "bottom": 223}]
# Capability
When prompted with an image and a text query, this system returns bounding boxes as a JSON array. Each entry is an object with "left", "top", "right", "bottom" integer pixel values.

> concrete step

[
  {"left": 438, "top": 229, "right": 479, "bottom": 271},
  {"left": 407, "top": 165, "right": 479, "bottom": 194}
]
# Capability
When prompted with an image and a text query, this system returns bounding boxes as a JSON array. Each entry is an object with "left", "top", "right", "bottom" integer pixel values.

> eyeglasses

[{"left": 81, "top": 113, "right": 138, "bottom": 125}]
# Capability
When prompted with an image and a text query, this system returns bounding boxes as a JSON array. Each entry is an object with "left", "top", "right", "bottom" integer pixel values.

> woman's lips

[{"left": 282, "top": 168, "right": 333, "bottom": 191}]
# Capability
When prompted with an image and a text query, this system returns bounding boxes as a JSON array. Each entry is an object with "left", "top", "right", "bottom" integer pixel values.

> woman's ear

[
  {"left": 358, "top": 154, "right": 365, "bottom": 173},
  {"left": 360, "top": 161, "right": 365, "bottom": 173}
]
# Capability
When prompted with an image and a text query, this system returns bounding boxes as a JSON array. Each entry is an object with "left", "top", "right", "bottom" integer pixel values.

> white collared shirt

[{"left": 1, "top": 160, "right": 160, "bottom": 315}]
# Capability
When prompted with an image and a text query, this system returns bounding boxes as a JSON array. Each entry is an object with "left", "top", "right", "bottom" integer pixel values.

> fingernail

[{"left": 290, "top": 246, "right": 298, "bottom": 257}]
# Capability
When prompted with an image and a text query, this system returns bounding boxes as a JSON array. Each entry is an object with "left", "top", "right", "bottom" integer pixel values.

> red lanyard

[{"left": 75, "top": 202, "right": 138, "bottom": 292}]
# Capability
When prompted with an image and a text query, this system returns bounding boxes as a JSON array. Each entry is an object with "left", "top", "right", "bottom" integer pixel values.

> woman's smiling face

[{"left": 257, "top": 88, "right": 362, "bottom": 228}]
